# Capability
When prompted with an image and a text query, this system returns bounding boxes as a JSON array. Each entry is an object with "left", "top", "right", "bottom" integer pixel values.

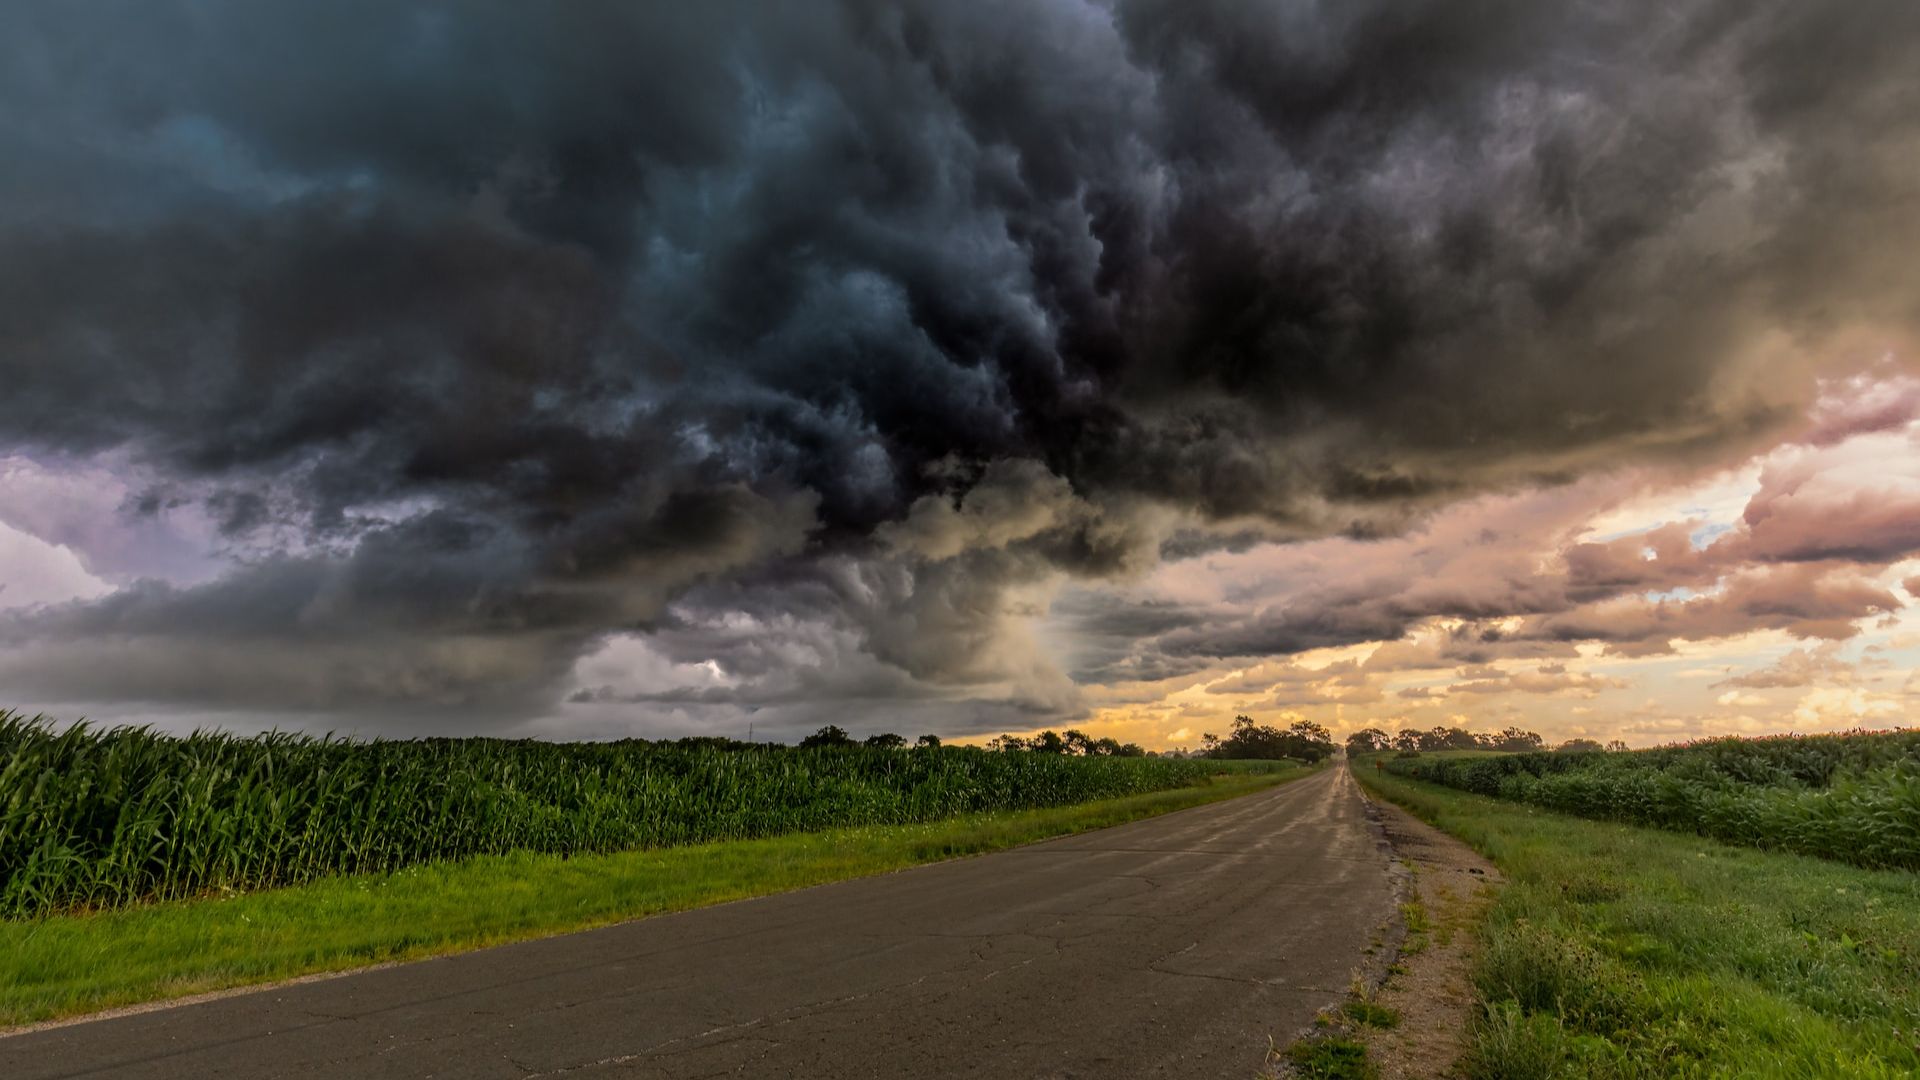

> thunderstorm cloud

[{"left": 2, "top": 2, "right": 1918, "bottom": 741}]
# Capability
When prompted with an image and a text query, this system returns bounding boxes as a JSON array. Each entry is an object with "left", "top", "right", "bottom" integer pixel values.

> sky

[{"left": 2, "top": 2, "right": 1918, "bottom": 748}]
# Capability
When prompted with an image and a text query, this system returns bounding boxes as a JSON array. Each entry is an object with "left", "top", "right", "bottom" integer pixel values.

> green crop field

[
  {"left": 0, "top": 768, "right": 1305, "bottom": 1026},
  {"left": 1357, "top": 763, "right": 1920, "bottom": 1078},
  {"left": 1382, "top": 730, "right": 1920, "bottom": 870},
  {"left": 0, "top": 710, "right": 1270, "bottom": 919}
]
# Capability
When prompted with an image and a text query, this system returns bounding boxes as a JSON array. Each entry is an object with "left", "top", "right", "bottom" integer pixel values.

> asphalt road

[{"left": 2, "top": 765, "right": 1395, "bottom": 1080}]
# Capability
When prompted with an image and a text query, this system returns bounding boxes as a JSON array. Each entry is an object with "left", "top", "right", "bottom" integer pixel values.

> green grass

[
  {"left": 1283, "top": 1035, "right": 1377, "bottom": 1079},
  {"left": 1342, "top": 999, "right": 1402, "bottom": 1029},
  {"left": 0, "top": 766, "right": 1305, "bottom": 1027},
  {"left": 1356, "top": 764, "right": 1920, "bottom": 1078}
]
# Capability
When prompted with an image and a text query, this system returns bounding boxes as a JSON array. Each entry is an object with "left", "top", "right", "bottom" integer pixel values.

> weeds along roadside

[{"left": 1354, "top": 763, "right": 1920, "bottom": 1079}]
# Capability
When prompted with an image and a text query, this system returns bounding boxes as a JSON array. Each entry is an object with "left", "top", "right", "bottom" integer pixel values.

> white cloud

[{"left": 0, "top": 521, "right": 110, "bottom": 609}]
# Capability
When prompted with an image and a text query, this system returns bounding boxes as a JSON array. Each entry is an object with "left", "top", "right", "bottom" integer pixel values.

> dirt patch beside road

[{"left": 1355, "top": 790, "right": 1502, "bottom": 1078}]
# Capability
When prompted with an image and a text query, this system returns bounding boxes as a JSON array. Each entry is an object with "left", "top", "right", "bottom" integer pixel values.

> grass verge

[
  {"left": 0, "top": 766, "right": 1305, "bottom": 1029},
  {"left": 1356, "top": 765, "right": 1920, "bottom": 1078}
]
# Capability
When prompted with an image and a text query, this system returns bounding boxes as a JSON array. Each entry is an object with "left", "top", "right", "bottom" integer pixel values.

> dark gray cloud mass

[{"left": 2, "top": 1, "right": 1917, "bottom": 734}]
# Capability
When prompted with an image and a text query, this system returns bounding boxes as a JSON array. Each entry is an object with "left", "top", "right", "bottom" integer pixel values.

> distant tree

[
  {"left": 1206, "top": 715, "right": 1335, "bottom": 762},
  {"left": 1288, "top": 719, "right": 1334, "bottom": 745},
  {"left": 987, "top": 734, "right": 1026, "bottom": 752},
  {"left": 1028, "top": 730, "right": 1069, "bottom": 754},
  {"left": 864, "top": 732, "right": 907, "bottom": 750},
  {"left": 916, "top": 734, "right": 943, "bottom": 749},
  {"left": 1290, "top": 722, "right": 1336, "bottom": 749},
  {"left": 1481, "top": 727, "right": 1545, "bottom": 753},
  {"left": 1391, "top": 729, "right": 1423, "bottom": 753},
  {"left": 1556, "top": 738, "right": 1605, "bottom": 753},
  {"left": 1289, "top": 721, "right": 1337, "bottom": 762},
  {"left": 1346, "top": 727, "right": 1393, "bottom": 755},
  {"left": 1210, "top": 715, "right": 1270, "bottom": 759},
  {"left": 1113, "top": 742, "right": 1147, "bottom": 757},
  {"left": 799, "top": 725, "right": 856, "bottom": 749},
  {"left": 1604, "top": 739, "right": 1630, "bottom": 753},
  {"left": 1062, "top": 729, "right": 1097, "bottom": 755}
]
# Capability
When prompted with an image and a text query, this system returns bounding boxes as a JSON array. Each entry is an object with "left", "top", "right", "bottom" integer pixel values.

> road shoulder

[
  {"left": 1356, "top": 792, "right": 1501, "bottom": 1079},
  {"left": 1275, "top": 773, "right": 1502, "bottom": 1080}
]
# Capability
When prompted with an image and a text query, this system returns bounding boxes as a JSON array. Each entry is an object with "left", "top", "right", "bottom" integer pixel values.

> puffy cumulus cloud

[
  {"left": 1200, "top": 658, "right": 1383, "bottom": 708},
  {"left": 553, "top": 542, "right": 1093, "bottom": 742},
  {"left": 1521, "top": 564, "right": 1902, "bottom": 656},
  {"left": 1792, "top": 686, "right": 1904, "bottom": 730},
  {"left": 1358, "top": 631, "right": 1581, "bottom": 674},
  {"left": 1716, "top": 642, "right": 1860, "bottom": 689},
  {"left": 1133, "top": 478, "right": 1617, "bottom": 651},
  {"left": 0, "top": 522, "right": 111, "bottom": 610},
  {"left": 1734, "top": 431, "right": 1920, "bottom": 565},
  {"left": 1431, "top": 664, "right": 1628, "bottom": 699},
  {"left": 882, "top": 460, "right": 1081, "bottom": 562},
  {"left": 1561, "top": 522, "right": 1721, "bottom": 602},
  {"left": 0, "top": 455, "right": 228, "bottom": 585},
  {"left": 5, "top": 2, "right": 1920, "bottom": 734},
  {"left": 876, "top": 457, "right": 1159, "bottom": 575},
  {"left": 1801, "top": 369, "right": 1920, "bottom": 446},
  {"left": 1103, "top": 479, "right": 1623, "bottom": 669}
]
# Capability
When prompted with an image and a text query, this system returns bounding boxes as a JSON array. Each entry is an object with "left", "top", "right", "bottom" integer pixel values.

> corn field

[
  {"left": 0, "top": 711, "right": 1251, "bottom": 918},
  {"left": 1384, "top": 729, "right": 1920, "bottom": 870}
]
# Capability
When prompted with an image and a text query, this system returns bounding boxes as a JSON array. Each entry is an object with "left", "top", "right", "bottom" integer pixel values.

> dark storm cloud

[
  {"left": 0, "top": 490, "right": 815, "bottom": 715},
  {"left": 3, "top": 1, "right": 1918, "bottom": 727}
]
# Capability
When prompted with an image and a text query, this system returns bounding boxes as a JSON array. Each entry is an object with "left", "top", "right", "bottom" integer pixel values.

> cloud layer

[{"left": 2, "top": 2, "right": 1918, "bottom": 738}]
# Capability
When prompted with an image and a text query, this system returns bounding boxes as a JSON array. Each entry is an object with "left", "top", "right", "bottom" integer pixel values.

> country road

[{"left": 2, "top": 765, "right": 1396, "bottom": 1079}]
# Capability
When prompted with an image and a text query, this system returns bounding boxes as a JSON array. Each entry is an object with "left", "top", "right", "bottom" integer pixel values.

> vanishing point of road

[{"left": 3, "top": 765, "right": 1396, "bottom": 1079}]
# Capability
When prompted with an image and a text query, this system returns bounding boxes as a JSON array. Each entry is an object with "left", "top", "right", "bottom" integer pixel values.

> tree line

[
  {"left": 983, "top": 729, "right": 1149, "bottom": 757},
  {"left": 990, "top": 716, "right": 1341, "bottom": 763},
  {"left": 1344, "top": 725, "right": 1629, "bottom": 755},
  {"left": 796, "top": 725, "right": 945, "bottom": 751},
  {"left": 794, "top": 725, "right": 1153, "bottom": 757},
  {"left": 756, "top": 721, "right": 1625, "bottom": 761},
  {"left": 807, "top": 716, "right": 1342, "bottom": 763},
  {"left": 1200, "top": 715, "right": 1338, "bottom": 763}
]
